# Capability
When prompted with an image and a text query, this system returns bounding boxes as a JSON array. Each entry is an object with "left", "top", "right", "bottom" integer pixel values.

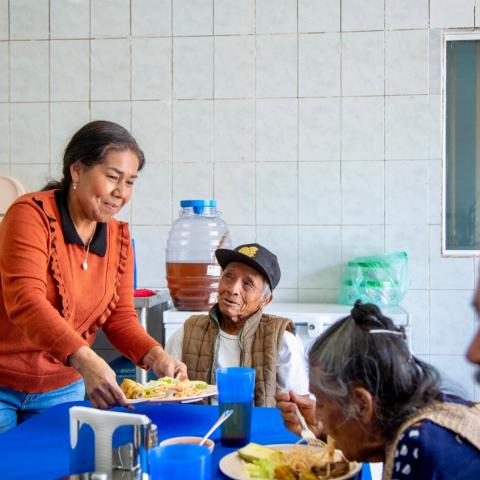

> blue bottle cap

[
  {"left": 180, "top": 200, "right": 216, "bottom": 208},
  {"left": 180, "top": 199, "right": 216, "bottom": 214}
]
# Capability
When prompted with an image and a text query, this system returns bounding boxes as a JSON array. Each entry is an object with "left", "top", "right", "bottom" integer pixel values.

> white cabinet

[{"left": 163, "top": 302, "right": 410, "bottom": 350}]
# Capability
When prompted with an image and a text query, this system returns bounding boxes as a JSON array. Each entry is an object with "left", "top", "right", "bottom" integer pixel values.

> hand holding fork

[
  {"left": 294, "top": 406, "right": 325, "bottom": 447},
  {"left": 276, "top": 390, "right": 324, "bottom": 446}
]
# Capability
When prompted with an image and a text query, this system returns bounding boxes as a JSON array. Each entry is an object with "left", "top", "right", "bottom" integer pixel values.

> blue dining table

[{"left": 0, "top": 401, "right": 371, "bottom": 480}]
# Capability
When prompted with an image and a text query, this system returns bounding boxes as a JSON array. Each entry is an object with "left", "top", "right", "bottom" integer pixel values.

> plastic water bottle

[{"left": 166, "top": 200, "right": 231, "bottom": 311}]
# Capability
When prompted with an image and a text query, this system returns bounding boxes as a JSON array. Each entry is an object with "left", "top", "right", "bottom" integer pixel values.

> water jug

[{"left": 166, "top": 200, "right": 231, "bottom": 311}]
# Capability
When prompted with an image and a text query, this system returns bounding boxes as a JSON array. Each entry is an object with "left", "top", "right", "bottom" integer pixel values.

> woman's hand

[
  {"left": 142, "top": 346, "right": 188, "bottom": 380},
  {"left": 70, "top": 346, "right": 130, "bottom": 409},
  {"left": 276, "top": 390, "right": 323, "bottom": 438}
]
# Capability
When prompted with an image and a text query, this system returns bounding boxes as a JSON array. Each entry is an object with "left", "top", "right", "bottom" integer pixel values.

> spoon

[{"left": 199, "top": 409, "right": 234, "bottom": 446}]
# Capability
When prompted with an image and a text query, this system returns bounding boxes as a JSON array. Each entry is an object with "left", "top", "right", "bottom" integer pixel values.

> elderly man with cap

[{"left": 166, "top": 243, "right": 310, "bottom": 406}]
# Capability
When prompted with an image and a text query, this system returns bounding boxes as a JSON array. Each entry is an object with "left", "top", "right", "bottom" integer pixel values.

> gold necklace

[{"left": 81, "top": 227, "right": 96, "bottom": 271}]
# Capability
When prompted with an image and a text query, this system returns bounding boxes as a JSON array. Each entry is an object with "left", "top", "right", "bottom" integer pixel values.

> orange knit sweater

[{"left": 0, "top": 190, "right": 159, "bottom": 393}]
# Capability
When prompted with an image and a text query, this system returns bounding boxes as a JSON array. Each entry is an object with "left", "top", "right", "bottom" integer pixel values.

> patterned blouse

[{"left": 392, "top": 418, "right": 480, "bottom": 479}]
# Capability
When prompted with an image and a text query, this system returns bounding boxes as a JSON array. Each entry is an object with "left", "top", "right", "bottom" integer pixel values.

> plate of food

[
  {"left": 219, "top": 442, "right": 362, "bottom": 480},
  {"left": 120, "top": 377, "right": 217, "bottom": 404}
]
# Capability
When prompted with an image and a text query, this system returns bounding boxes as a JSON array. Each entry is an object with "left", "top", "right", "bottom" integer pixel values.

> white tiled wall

[{"left": 1, "top": 0, "right": 478, "bottom": 399}]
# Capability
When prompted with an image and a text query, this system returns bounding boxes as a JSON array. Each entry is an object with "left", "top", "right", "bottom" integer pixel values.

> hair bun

[
  {"left": 351, "top": 300, "right": 406, "bottom": 338},
  {"left": 350, "top": 300, "right": 386, "bottom": 328}
]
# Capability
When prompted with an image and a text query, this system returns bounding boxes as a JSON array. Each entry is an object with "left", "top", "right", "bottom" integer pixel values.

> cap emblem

[{"left": 239, "top": 246, "right": 258, "bottom": 258}]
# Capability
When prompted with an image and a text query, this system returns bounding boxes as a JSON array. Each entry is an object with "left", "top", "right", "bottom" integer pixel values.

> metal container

[
  {"left": 69, "top": 407, "right": 158, "bottom": 480},
  {"left": 112, "top": 423, "right": 158, "bottom": 477}
]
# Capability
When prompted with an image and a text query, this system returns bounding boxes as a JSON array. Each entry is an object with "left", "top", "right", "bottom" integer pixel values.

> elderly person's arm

[
  {"left": 276, "top": 390, "right": 323, "bottom": 438},
  {"left": 276, "top": 330, "right": 310, "bottom": 394},
  {"left": 275, "top": 331, "right": 324, "bottom": 437}
]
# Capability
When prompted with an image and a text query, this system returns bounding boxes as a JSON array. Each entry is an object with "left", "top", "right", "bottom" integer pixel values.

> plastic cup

[
  {"left": 148, "top": 444, "right": 211, "bottom": 480},
  {"left": 216, "top": 367, "right": 255, "bottom": 447},
  {"left": 159, "top": 436, "right": 215, "bottom": 454}
]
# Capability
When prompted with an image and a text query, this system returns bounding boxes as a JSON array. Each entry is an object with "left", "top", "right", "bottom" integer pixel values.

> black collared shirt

[{"left": 54, "top": 189, "right": 107, "bottom": 256}]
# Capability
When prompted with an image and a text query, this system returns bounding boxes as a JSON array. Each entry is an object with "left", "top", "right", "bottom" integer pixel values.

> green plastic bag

[{"left": 338, "top": 252, "right": 408, "bottom": 307}]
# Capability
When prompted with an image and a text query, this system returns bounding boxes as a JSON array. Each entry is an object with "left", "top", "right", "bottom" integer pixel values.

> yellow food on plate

[
  {"left": 238, "top": 442, "right": 352, "bottom": 480},
  {"left": 121, "top": 378, "right": 145, "bottom": 399},
  {"left": 120, "top": 377, "right": 209, "bottom": 400}
]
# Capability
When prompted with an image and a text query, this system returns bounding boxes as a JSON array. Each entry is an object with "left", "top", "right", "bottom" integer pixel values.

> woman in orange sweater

[{"left": 0, "top": 120, "right": 186, "bottom": 433}]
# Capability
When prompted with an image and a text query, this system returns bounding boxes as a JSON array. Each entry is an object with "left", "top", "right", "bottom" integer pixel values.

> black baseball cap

[{"left": 215, "top": 243, "right": 281, "bottom": 290}]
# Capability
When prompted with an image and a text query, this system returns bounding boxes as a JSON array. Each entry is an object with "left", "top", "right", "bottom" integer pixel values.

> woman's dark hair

[
  {"left": 42, "top": 120, "right": 145, "bottom": 191},
  {"left": 308, "top": 300, "right": 442, "bottom": 438}
]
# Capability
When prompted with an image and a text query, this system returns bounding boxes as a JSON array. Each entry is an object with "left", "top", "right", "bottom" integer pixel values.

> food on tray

[
  {"left": 237, "top": 441, "right": 350, "bottom": 480},
  {"left": 120, "top": 377, "right": 209, "bottom": 400}
]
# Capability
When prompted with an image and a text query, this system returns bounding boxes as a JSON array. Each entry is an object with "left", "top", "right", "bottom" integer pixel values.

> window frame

[{"left": 442, "top": 30, "right": 480, "bottom": 256}]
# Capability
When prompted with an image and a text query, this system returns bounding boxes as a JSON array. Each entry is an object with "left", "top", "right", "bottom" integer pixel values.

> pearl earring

[{"left": 72, "top": 182, "right": 78, "bottom": 190}]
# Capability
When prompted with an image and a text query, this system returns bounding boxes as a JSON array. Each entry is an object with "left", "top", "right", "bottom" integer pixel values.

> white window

[{"left": 442, "top": 31, "right": 480, "bottom": 255}]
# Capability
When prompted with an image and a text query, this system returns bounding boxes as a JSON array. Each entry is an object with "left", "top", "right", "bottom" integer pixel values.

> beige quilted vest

[
  {"left": 181, "top": 306, "right": 294, "bottom": 407},
  {"left": 383, "top": 401, "right": 480, "bottom": 480}
]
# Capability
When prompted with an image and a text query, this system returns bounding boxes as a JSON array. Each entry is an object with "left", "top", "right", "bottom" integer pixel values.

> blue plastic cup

[
  {"left": 216, "top": 367, "right": 255, "bottom": 447},
  {"left": 148, "top": 444, "right": 211, "bottom": 480}
]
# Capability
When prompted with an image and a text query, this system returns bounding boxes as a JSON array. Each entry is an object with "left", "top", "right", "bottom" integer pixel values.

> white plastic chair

[{"left": 0, "top": 175, "right": 27, "bottom": 223}]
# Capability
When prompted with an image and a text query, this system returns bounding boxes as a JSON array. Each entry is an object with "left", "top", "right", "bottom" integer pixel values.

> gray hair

[
  {"left": 308, "top": 301, "right": 442, "bottom": 438},
  {"left": 262, "top": 281, "right": 271, "bottom": 299}
]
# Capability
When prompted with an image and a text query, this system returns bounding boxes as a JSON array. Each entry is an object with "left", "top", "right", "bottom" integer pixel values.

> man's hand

[
  {"left": 275, "top": 390, "right": 322, "bottom": 438},
  {"left": 69, "top": 346, "right": 131, "bottom": 409},
  {"left": 142, "top": 346, "right": 188, "bottom": 380}
]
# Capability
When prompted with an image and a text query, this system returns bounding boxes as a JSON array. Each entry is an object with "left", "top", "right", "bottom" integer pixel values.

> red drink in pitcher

[
  {"left": 166, "top": 200, "right": 231, "bottom": 311},
  {"left": 166, "top": 262, "right": 222, "bottom": 311}
]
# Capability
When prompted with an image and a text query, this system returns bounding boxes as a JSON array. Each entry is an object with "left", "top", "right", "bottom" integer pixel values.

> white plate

[
  {"left": 219, "top": 444, "right": 362, "bottom": 480},
  {"left": 126, "top": 385, "right": 217, "bottom": 404}
]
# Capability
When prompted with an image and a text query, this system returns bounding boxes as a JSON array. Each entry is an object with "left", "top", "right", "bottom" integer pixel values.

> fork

[{"left": 294, "top": 407, "right": 325, "bottom": 447}]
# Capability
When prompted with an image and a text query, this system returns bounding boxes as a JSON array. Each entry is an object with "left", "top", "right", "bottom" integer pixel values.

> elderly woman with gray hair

[{"left": 277, "top": 301, "right": 480, "bottom": 479}]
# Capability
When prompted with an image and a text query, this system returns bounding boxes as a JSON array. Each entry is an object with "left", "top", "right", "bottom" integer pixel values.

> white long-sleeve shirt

[{"left": 165, "top": 325, "right": 310, "bottom": 395}]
